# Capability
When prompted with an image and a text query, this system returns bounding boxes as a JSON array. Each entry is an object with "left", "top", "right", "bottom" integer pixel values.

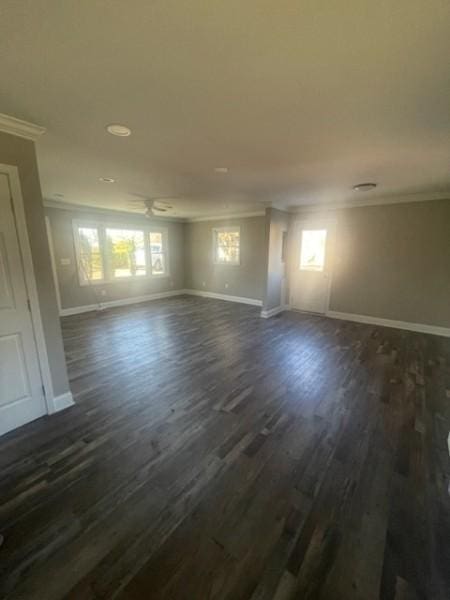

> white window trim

[
  {"left": 72, "top": 219, "right": 170, "bottom": 286},
  {"left": 212, "top": 226, "right": 241, "bottom": 266}
]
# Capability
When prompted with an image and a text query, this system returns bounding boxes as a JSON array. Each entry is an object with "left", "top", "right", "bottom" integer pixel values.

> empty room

[{"left": 0, "top": 2, "right": 449, "bottom": 599}]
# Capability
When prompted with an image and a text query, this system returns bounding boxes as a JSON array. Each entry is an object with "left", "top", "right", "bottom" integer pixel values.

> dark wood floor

[{"left": 0, "top": 296, "right": 449, "bottom": 599}]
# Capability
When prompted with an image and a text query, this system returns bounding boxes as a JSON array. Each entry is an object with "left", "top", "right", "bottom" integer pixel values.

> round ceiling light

[
  {"left": 352, "top": 182, "right": 377, "bottom": 191},
  {"left": 214, "top": 167, "right": 228, "bottom": 173},
  {"left": 99, "top": 177, "right": 116, "bottom": 183},
  {"left": 106, "top": 123, "right": 131, "bottom": 137}
]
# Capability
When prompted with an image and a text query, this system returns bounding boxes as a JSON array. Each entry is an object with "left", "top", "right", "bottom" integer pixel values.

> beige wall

[
  {"left": 45, "top": 206, "right": 185, "bottom": 309},
  {"left": 46, "top": 197, "right": 449, "bottom": 332},
  {"left": 291, "top": 199, "right": 450, "bottom": 328},
  {"left": 0, "top": 132, "right": 70, "bottom": 396},
  {"left": 263, "top": 208, "right": 289, "bottom": 311},
  {"left": 184, "top": 216, "right": 266, "bottom": 301}
]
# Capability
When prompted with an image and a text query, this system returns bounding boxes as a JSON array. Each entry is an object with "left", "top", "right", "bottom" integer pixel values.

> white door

[
  {"left": 0, "top": 173, "right": 46, "bottom": 436},
  {"left": 290, "top": 223, "right": 332, "bottom": 314}
]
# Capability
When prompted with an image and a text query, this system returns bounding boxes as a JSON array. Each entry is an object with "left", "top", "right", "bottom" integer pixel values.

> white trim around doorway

[{"left": 1, "top": 163, "right": 73, "bottom": 414}]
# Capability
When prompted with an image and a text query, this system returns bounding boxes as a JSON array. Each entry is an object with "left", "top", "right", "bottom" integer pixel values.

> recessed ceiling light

[
  {"left": 214, "top": 167, "right": 228, "bottom": 173},
  {"left": 99, "top": 177, "right": 116, "bottom": 183},
  {"left": 106, "top": 123, "right": 131, "bottom": 137},
  {"left": 352, "top": 182, "right": 377, "bottom": 191}
]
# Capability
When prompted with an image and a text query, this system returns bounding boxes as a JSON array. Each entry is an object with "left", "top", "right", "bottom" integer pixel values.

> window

[
  {"left": 106, "top": 228, "right": 146, "bottom": 278},
  {"left": 213, "top": 227, "right": 240, "bottom": 265},
  {"left": 149, "top": 231, "right": 166, "bottom": 275},
  {"left": 73, "top": 221, "right": 168, "bottom": 284},
  {"left": 76, "top": 226, "right": 104, "bottom": 282},
  {"left": 300, "top": 229, "right": 327, "bottom": 271}
]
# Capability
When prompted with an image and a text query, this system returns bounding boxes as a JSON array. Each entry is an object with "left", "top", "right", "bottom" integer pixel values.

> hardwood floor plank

[{"left": 0, "top": 297, "right": 448, "bottom": 599}]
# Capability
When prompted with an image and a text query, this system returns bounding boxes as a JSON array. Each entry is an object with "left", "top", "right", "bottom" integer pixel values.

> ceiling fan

[{"left": 128, "top": 194, "right": 176, "bottom": 217}]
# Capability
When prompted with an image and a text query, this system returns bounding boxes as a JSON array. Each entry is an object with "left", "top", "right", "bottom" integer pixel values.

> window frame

[
  {"left": 73, "top": 219, "right": 170, "bottom": 286},
  {"left": 72, "top": 221, "right": 106, "bottom": 285},
  {"left": 147, "top": 228, "right": 170, "bottom": 279},
  {"left": 212, "top": 226, "right": 241, "bottom": 266}
]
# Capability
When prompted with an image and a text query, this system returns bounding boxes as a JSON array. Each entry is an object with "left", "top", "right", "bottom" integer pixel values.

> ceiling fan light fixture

[
  {"left": 106, "top": 123, "right": 131, "bottom": 137},
  {"left": 352, "top": 182, "right": 377, "bottom": 191}
]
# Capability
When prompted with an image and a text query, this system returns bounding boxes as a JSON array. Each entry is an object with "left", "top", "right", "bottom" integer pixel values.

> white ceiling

[{"left": 0, "top": 1, "right": 449, "bottom": 218}]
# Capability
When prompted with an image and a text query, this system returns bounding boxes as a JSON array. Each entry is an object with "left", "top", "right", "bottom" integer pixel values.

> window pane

[
  {"left": 215, "top": 229, "right": 240, "bottom": 264},
  {"left": 149, "top": 232, "right": 163, "bottom": 253},
  {"left": 217, "top": 231, "right": 240, "bottom": 247},
  {"left": 300, "top": 229, "right": 327, "bottom": 271},
  {"left": 217, "top": 245, "right": 240, "bottom": 263},
  {"left": 106, "top": 228, "right": 146, "bottom": 278},
  {"left": 78, "top": 227, "right": 103, "bottom": 281},
  {"left": 151, "top": 253, "right": 165, "bottom": 275}
]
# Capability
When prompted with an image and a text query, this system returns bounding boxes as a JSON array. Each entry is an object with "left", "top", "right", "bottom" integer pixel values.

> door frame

[
  {"left": 290, "top": 216, "right": 336, "bottom": 315},
  {"left": 45, "top": 215, "right": 62, "bottom": 313},
  {"left": 0, "top": 163, "right": 55, "bottom": 414}
]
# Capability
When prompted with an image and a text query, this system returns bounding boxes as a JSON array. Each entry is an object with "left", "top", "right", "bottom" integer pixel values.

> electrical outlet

[
  {"left": 225, "top": 282, "right": 229, "bottom": 289},
  {"left": 100, "top": 289, "right": 107, "bottom": 296},
  {"left": 202, "top": 281, "right": 206, "bottom": 287}
]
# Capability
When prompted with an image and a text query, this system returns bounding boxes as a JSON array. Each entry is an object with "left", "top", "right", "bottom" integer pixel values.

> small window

[
  {"left": 300, "top": 229, "right": 327, "bottom": 271},
  {"left": 213, "top": 227, "right": 240, "bottom": 265},
  {"left": 149, "top": 231, "right": 167, "bottom": 275},
  {"left": 106, "top": 228, "right": 146, "bottom": 278},
  {"left": 76, "top": 226, "right": 104, "bottom": 282}
]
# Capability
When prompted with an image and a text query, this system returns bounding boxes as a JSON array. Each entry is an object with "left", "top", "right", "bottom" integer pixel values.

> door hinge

[
  {"left": 42, "top": 385, "right": 46, "bottom": 398},
  {"left": 27, "top": 298, "right": 31, "bottom": 312},
  {"left": 10, "top": 196, "right": 16, "bottom": 215}
]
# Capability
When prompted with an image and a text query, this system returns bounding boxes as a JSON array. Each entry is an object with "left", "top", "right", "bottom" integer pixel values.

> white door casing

[{"left": 0, "top": 172, "right": 47, "bottom": 435}]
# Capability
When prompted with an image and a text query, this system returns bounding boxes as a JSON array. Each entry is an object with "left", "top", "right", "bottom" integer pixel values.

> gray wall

[
  {"left": 0, "top": 132, "right": 70, "bottom": 396},
  {"left": 184, "top": 216, "right": 266, "bottom": 301},
  {"left": 47, "top": 197, "right": 449, "bottom": 329},
  {"left": 330, "top": 199, "right": 450, "bottom": 327},
  {"left": 291, "top": 199, "right": 450, "bottom": 328},
  {"left": 263, "top": 208, "right": 289, "bottom": 311},
  {"left": 45, "top": 206, "right": 185, "bottom": 309}
]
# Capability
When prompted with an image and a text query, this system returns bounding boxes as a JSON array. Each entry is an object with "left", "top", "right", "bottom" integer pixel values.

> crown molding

[
  {"left": 288, "top": 190, "right": 450, "bottom": 214},
  {"left": 187, "top": 210, "right": 265, "bottom": 222},
  {"left": 0, "top": 113, "right": 46, "bottom": 141},
  {"left": 44, "top": 200, "right": 267, "bottom": 223},
  {"left": 43, "top": 199, "right": 184, "bottom": 222}
]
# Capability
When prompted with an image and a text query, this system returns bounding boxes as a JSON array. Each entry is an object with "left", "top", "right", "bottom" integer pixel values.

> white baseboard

[
  {"left": 60, "top": 288, "right": 263, "bottom": 316},
  {"left": 60, "top": 289, "right": 186, "bottom": 316},
  {"left": 260, "top": 305, "right": 286, "bottom": 318},
  {"left": 48, "top": 391, "right": 75, "bottom": 414},
  {"left": 326, "top": 310, "right": 450, "bottom": 338},
  {"left": 184, "top": 289, "right": 262, "bottom": 307}
]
